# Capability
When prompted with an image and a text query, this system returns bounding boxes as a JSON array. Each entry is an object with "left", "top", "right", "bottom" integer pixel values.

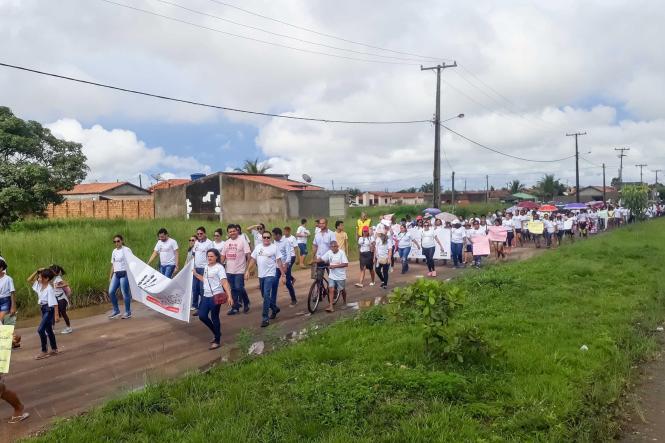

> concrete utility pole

[
  {"left": 602, "top": 163, "right": 606, "bottom": 204},
  {"left": 451, "top": 171, "right": 456, "bottom": 207},
  {"left": 566, "top": 131, "right": 587, "bottom": 202},
  {"left": 485, "top": 175, "right": 489, "bottom": 203},
  {"left": 636, "top": 164, "right": 648, "bottom": 184},
  {"left": 652, "top": 169, "right": 662, "bottom": 185},
  {"left": 614, "top": 147, "right": 630, "bottom": 187},
  {"left": 421, "top": 61, "right": 457, "bottom": 208}
]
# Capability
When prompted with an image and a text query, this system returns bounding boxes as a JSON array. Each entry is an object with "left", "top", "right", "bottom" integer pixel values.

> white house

[{"left": 355, "top": 192, "right": 427, "bottom": 207}]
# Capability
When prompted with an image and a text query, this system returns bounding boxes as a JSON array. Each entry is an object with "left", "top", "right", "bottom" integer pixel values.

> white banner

[
  {"left": 407, "top": 228, "right": 451, "bottom": 260},
  {"left": 125, "top": 251, "right": 193, "bottom": 323}
]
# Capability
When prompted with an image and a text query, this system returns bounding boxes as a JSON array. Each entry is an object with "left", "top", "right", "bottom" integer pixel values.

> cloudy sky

[{"left": 1, "top": 0, "right": 664, "bottom": 191}]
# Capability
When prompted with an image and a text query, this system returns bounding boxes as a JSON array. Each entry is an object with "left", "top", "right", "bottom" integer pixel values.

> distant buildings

[{"left": 60, "top": 182, "right": 151, "bottom": 201}]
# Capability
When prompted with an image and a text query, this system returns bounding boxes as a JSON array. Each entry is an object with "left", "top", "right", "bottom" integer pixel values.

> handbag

[{"left": 205, "top": 267, "right": 228, "bottom": 305}]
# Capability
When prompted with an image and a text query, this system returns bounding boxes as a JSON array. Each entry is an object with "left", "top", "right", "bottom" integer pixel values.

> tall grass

[{"left": 31, "top": 219, "right": 665, "bottom": 442}]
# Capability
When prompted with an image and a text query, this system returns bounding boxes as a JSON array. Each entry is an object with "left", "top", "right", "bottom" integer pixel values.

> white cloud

[{"left": 46, "top": 119, "right": 210, "bottom": 183}]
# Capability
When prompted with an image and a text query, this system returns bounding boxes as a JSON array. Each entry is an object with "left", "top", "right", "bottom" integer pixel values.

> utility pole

[
  {"left": 421, "top": 61, "right": 457, "bottom": 208},
  {"left": 451, "top": 171, "right": 455, "bottom": 207},
  {"left": 652, "top": 169, "right": 662, "bottom": 185},
  {"left": 566, "top": 131, "right": 586, "bottom": 202},
  {"left": 602, "top": 163, "right": 606, "bottom": 204},
  {"left": 464, "top": 179, "right": 467, "bottom": 192},
  {"left": 485, "top": 175, "right": 489, "bottom": 203},
  {"left": 138, "top": 174, "right": 142, "bottom": 188},
  {"left": 614, "top": 147, "right": 630, "bottom": 187},
  {"left": 636, "top": 164, "right": 648, "bottom": 184}
]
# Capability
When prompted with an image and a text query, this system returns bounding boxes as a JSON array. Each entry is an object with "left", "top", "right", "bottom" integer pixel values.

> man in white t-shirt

[
  {"left": 191, "top": 226, "right": 214, "bottom": 313},
  {"left": 295, "top": 218, "right": 310, "bottom": 267},
  {"left": 246, "top": 230, "right": 285, "bottom": 328},
  {"left": 312, "top": 219, "right": 336, "bottom": 263},
  {"left": 147, "top": 228, "right": 179, "bottom": 278},
  {"left": 320, "top": 240, "right": 349, "bottom": 312},
  {"left": 271, "top": 228, "right": 297, "bottom": 306}
]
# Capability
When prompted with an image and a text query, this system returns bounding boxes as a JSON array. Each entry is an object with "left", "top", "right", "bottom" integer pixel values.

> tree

[
  {"left": 610, "top": 177, "right": 621, "bottom": 188},
  {"left": 506, "top": 179, "right": 525, "bottom": 194},
  {"left": 536, "top": 174, "right": 565, "bottom": 201},
  {"left": 346, "top": 187, "right": 361, "bottom": 198},
  {"left": 622, "top": 184, "right": 649, "bottom": 220},
  {"left": 398, "top": 187, "right": 418, "bottom": 193},
  {"left": 234, "top": 158, "right": 271, "bottom": 174},
  {"left": 0, "top": 106, "right": 88, "bottom": 228},
  {"left": 419, "top": 182, "right": 434, "bottom": 193}
]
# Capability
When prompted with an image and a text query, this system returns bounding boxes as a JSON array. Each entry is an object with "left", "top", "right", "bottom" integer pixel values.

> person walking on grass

[
  {"left": 147, "top": 228, "right": 179, "bottom": 278},
  {"left": 27, "top": 268, "right": 58, "bottom": 360},
  {"left": 397, "top": 224, "right": 420, "bottom": 274},
  {"left": 0, "top": 377, "right": 29, "bottom": 424},
  {"left": 221, "top": 224, "right": 251, "bottom": 315},
  {"left": 50, "top": 265, "right": 73, "bottom": 334},
  {"left": 374, "top": 230, "right": 393, "bottom": 289},
  {"left": 192, "top": 249, "right": 232, "bottom": 350},
  {"left": 421, "top": 219, "right": 444, "bottom": 277},
  {"left": 271, "top": 228, "right": 297, "bottom": 307},
  {"left": 108, "top": 235, "right": 133, "bottom": 320},
  {"left": 0, "top": 259, "right": 16, "bottom": 325},
  {"left": 191, "top": 227, "right": 214, "bottom": 315},
  {"left": 246, "top": 230, "right": 285, "bottom": 328},
  {"left": 296, "top": 219, "right": 310, "bottom": 267},
  {"left": 335, "top": 221, "right": 349, "bottom": 256},
  {"left": 320, "top": 240, "right": 349, "bottom": 312},
  {"left": 355, "top": 226, "right": 375, "bottom": 288}
]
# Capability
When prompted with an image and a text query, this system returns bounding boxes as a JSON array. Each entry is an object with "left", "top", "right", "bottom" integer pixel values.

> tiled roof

[
  {"left": 60, "top": 182, "right": 126, "bottom": 195},
  {"left": 367, "top": 192, "right": 426, "bottom": 198},
  {"left": 226, "top": 174, "right": 323, "bottom": 191},
  {"left": 149, "top": 179, "right": 191, "bottom": 192}
]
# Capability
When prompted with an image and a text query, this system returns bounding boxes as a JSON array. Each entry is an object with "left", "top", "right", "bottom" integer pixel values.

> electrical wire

[
  {"left": 440, "top": 123, "right": 576, "bottom": 163},
  {"left": 99, "top": 0, "right": 420, "bottom": 66},
  {"left": 0, "top": 61, "right": 431, "bottom": 124},
  {"left": 152, "top": 0, "right": 433, "bottom": 63},
  {"left": 205, "top": 0, "right": 445, "bottom": 62}
]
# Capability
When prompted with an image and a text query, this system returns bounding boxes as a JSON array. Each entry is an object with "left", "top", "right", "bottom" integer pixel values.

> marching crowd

[{"left": 1, "top": 201, "right": 663, "bottom": 424}]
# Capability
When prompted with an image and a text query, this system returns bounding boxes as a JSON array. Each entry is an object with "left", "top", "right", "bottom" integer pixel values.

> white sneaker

[
  {"left": 121, "top": 313, "right": 132, "bottom": 319},
  {"left": 61, "top": 327, "right": 73, "bottom": 334},
  {"left": 369, "top": 282, "right": 375, "bottom": 286}
]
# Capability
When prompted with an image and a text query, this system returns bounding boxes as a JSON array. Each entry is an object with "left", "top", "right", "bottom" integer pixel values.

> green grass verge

[{"left": 30, "top": 219, "right": 665, "bottom": 442}]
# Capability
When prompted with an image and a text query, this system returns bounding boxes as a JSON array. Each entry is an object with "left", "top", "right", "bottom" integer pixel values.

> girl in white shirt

[
  {"left": 193, "top": 248, "right": 232, "bottom": 350},
  {"left": 420, "top": 220, "right": 444, "bottom": 277},
  {"left": 50, "top": 264, "right": 73, "bottom": 334},
  {"left": 355, "top": 227, "right": 376, "bottom": 288},
  {"left": 374, "top": 233, "right": 393, "bottom": 289},
  {"left": 27, "top": 268, "right": 58, "bottom": 360}
]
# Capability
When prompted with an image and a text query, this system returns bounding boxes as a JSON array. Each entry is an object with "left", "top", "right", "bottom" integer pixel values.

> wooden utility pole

[
  {"left": 614, "top": 147, "right": 630, "bottom": 187},
  {"left": 636, "top": 164, "right": 648, "bottom": 184},
  {"left": 602, "top": 163, "right": 606, "bottom": 204},
  {"left": 566, "top": 131, "right": 587, "bottom": 202}
]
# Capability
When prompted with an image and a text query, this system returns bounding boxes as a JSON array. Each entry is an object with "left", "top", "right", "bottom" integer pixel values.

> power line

[
  {"left": 205, "top": 0, "right": 444, "bottom": 62},
  {"left": 0, "top": 61, "right": 431, "bottom": 124},
  {"left": 99, "top": 0, "right": 419, "bottom": 66},
  {"left": 441, "top": 124, "right": 575, "bottom": 163},
  {"left": 152, "top": 0, "right": 432, "bottom": 63}
]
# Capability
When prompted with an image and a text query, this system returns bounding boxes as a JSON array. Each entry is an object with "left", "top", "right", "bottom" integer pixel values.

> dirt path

[
  {"left": 620, "top": 340, "right": 665, "bottom": 442},
  {"left": 1, "top": 248, "right": 541, "bottom": 442}
]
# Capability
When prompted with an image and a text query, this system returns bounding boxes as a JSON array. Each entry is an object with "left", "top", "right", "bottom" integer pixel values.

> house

[
  {"left": 154, "top": 172, "right": 347, "bottom": 221},
  {"left": 578, "top": 186, "right": 619, "bottom": 202},
  {"left": 441, "top": 190, "right": 512, "bottom": 205},
  {"left": 148, "top": 178, "right": 191, "bottom": 193},
  {"left": 354, "top": 192, "right": 428, "bottom": 207},
  {"left": 60, "top": 182, "right": 152, "bottom": 201}
]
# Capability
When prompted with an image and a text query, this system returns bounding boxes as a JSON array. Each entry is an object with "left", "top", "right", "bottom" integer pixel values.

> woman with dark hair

[
  {"left": 108, "top": 234, "right": 133, "bottom": 319},
  {"left": 50, "top": 264, "right": 73, "bottom": 334},
  {"left": 192, "top": 249, "right": 232, "bottom": 350},
  {"left": 27, "top": 268, "right": 58, "bottom": 360}
]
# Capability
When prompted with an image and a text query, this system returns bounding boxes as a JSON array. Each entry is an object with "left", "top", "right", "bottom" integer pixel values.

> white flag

[{"left": 125, "top": 251, "right": 193, "bottom": 323}]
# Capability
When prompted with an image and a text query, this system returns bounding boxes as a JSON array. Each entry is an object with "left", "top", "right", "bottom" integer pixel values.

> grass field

[
  {"left": 30, "top": 218, "right": 665, "bottom": 442},
  {"left": 0, "top": 203, "right": 503, "bottom": 317}
]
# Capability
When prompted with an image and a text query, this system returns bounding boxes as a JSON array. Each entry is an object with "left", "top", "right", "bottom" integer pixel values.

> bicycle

[{"left": 307, "top": 264, "right": 344, "bottom": 313}]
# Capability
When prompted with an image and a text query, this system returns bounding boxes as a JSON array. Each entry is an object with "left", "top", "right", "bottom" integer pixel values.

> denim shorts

[
  {"left": 298, "top": 243, "right": 308, "bottom": 255},
  {"left": 330, "top": 279, "right": 345, "bottom": 290},
  {"left": 0, "top": 296, "right": 12, "bottom": 313}
]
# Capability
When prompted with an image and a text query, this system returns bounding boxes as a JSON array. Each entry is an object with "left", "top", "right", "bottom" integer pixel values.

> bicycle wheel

[
  {"left": 333, "top": 287, "right": 342, "bottom": 305},
  {"left": 307, "top": 280, "right": 321, "bottom": 313}
]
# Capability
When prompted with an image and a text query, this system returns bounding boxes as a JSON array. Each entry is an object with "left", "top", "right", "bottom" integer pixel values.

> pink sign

[
  {"left": 487, "top": 226, "right": 508, "bottom": 242},
  {"left": 471, "top": 235, "right": 490, "bottom": 256}
]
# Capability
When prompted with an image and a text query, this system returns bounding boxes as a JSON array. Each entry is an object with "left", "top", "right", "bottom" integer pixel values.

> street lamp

[{"left": 442, "top": 113, "right": 464, "bottom": 124}]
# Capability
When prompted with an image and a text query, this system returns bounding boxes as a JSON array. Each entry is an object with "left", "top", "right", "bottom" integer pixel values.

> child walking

[
  {"left": 50, "top": 265, "right": 73, "bottom": 334},
  {"left": 28, "top": 268, "right": 59, "bottom": 360}
]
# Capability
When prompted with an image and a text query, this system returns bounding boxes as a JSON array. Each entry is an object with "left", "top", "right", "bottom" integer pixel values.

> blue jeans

[
  {"left": 38, "top": 304, "right": 57, "bottom": 352},
  {"left": 109, "top": 271, "right": 132, "bottom": 315},
  {"left": 398, "top": 247, "right": 411, "bottom": 273},
  {"left": 272, "top": 263, "right": 297, "bottom": 304},
  {"left": 192, "top": 267, "right": 204, "bottom": 309},
  {"left": 451, "top": 242, "right": 464, "bottom": 267},
  {"left": 198, "top": 296, "right": 221, "bottom": 344},
  {"left": 227, "top": 273, "right": 250, "bottom": 310},
  {"left": 259, "top": 276, "right": 277, "bottom": 322},
  {"left": 160, "top": 264, "right": 175, "bottom": 278}
]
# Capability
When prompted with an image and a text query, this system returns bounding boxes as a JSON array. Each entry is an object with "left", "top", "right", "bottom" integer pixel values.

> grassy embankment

[
  {"left": 31, "top": 218, "right": 665, "bottom": 441},
  {"left": 0, "top": 203, "right": 503, "bottom": 317}
]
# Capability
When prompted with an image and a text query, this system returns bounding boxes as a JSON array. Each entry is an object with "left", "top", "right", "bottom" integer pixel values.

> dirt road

[{"left": 1, "top": 249, "right": 539, "bottom": 442}]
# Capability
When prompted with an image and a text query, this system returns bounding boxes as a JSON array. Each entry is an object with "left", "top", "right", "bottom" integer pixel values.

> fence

[{"left": 46, "top": 199, "right": 154, "bottom": 219}]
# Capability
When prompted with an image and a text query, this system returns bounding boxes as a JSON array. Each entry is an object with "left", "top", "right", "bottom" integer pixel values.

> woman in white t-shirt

[
  {"left": 397, "top": 224, "right": 420, "bottom": 274},
  {"left": 212, "top": 228, "right": 226, "bottom": 253},
  {"left": 355, "top": 227, "right": 376, "bottom": 288},
  {"left": 108, "top": 235, "right": 133, "bottom": 319},
  {"left": 193, "top": 249, "right": 232, "bottom": 350},
  {"left": 374, "top": 232, "right": 393, "bottom": 289},
  {"left": 27, "top": 268, "right": 59, "bottom": 360},
  {"left": 420, "top": 220, "right": 444, "bottom": 277}
]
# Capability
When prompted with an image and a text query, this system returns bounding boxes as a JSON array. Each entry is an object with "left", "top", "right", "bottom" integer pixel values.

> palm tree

[
  {"left": 536, "top": 174, "right": 564, "bottom": 201},
  {"left": 235, "top": 158, "right": 271, "bottom": 174},
  {"left": 506, "top": 179, "right": 525, "bottom": 194}
]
